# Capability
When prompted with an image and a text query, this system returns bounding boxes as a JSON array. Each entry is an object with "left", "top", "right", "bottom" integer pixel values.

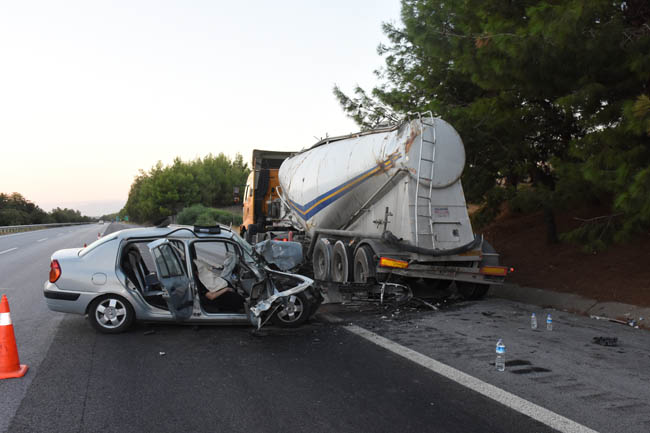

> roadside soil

[{"left": 481, "top": 208, "right": 650, "bottom": 307}]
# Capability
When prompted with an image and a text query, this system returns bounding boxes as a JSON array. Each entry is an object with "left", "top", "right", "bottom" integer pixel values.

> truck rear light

[
  {"left": 479, "top": 265, "right": 508, "bottom": 276},
  {"left": 379, "top": 257, "right": 409, "bottom": 269},
  {"left": 49, "top": 260, "right": 61, "bottom": 283}
]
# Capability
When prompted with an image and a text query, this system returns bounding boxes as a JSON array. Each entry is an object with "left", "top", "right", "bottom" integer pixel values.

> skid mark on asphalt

[{"left": 344, "top": 324, "right": 600, "bottom": 433}]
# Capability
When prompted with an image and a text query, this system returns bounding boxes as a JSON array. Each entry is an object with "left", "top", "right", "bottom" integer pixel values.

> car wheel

[
  {"left": 272, "top": 293, "right": 310, "bottom": 327},
  {"left": 88, "top": 295, "right": 135, "bottom": 334}
]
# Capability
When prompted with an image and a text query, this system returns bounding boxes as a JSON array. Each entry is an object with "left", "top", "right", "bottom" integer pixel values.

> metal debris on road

[
  {"left": 411, "top": 297, "right": 439, "bottom": 311},
  {"left": 159, "top": 351, "right": 166, "bottom": 356},
  {"left": 590, "top": 315, "right": 641, "bottom": 328}
]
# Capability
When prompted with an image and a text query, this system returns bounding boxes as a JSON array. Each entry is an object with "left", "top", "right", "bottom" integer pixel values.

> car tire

[
  {"left": 271, "top": 292, "right": 310, "bottom": 327},
  {"left": 88, "top": 295, "right": 135, "bottom": 334}
]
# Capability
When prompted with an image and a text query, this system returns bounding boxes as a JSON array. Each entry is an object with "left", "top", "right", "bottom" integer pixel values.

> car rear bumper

[{"left": 43, "top": 282, "right": 95, "bottom": 315}]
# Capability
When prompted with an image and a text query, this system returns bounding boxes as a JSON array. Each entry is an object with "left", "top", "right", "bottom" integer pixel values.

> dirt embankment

[{"left": 480, "top": 209, "right": 650, "bottom": 307}]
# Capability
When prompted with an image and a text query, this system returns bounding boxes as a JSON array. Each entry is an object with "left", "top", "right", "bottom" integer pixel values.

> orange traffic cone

[{"left": 0, "top": 295, "right": 28, "bottom": 379}]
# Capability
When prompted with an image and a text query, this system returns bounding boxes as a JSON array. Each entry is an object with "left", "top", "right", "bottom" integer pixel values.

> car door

[{"left": 147, "top": 239, "right": 193, "bottom": 320}]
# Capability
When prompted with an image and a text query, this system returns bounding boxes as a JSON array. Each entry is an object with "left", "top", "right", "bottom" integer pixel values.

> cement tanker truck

[{"left": 241, "top": 113, "right": 510, "bottom": 300}]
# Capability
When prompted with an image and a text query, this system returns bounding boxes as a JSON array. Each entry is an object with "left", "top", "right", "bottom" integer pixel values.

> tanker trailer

[{"left": 273, "top": 113, "right": 510, "bottom": 299}]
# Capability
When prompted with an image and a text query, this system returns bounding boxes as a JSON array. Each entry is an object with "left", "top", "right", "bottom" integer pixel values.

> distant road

[{"left": 0, "top": 223, "right": 112, "bottom": 433}]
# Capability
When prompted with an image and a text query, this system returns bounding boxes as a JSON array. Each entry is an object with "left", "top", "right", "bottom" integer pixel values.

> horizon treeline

[{"left": 0, "top": 193, "right": 93, "bottom": 226}]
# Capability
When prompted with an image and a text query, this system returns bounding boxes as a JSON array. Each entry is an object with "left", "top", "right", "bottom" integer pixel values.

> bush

[
  {"left": 177, "top": 204, "right": 208, "bottom": 225},
  {"left": 470, "top": 186, "right": 514, "bottom": 229},
  {"left": 560, "top": 217, "right": 621, "bottom": 253},
  {"left": 177, "top": 205, "right": 242, "bottom": 227},
  {"left": 509, "top": 187, "right": 544, "bottom": 214}
]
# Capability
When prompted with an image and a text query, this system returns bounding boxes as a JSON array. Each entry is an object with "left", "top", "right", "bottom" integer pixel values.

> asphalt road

[
  {"left": 8, "top": 316, "right": 555, "bottom": 433},
  {"left": 2, "top": 222, "right": 648, "bottom": 432},
  {"left": 0, "top": 223, "right": 112, "bottom": 433}
]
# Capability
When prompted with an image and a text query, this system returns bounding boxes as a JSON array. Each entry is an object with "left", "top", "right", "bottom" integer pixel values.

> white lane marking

[
  {"left": 0, "top": 247, "right": 18, "bottom": 255},
  {"left": 344, "top": 324, "right": 599, "bottom": 433},
  {"left": 37, "top": 238, "right": 48, "bottom": 242},
  {"left": 0, "top": 312, "right": 11, "bottom": 326}
]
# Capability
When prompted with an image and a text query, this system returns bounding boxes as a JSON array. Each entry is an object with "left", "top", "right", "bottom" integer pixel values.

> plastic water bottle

[
  {"left": 546, "top": 313, "right": 553, "bottom": 331},
  {"left": 531, "top": 313, "right": 537, "bottom": 330},
  {"left": 495, "top": 339, "right": 506, "bottom": 371}
]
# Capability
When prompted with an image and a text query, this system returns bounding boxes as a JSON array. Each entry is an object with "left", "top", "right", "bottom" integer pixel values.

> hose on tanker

[{"left": 381, "top": 231, "right": 482, "bottom": 257}]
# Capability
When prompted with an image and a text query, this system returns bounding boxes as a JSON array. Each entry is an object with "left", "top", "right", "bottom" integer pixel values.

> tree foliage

[
  {"left": 0, "top": 193, "right": 92, "bottom": 225},
  {"left": 176, "top": 204, "right": 243, "bottom": 226},
  {"left": 121, "top": 153, "right": 249, "bottom": 224},
  {"left": 335, "top": 0, "right": 650, "bottom": 244}
]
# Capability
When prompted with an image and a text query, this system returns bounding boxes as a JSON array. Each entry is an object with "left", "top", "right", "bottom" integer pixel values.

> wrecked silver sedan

[{"left": 44, "top": 225, "right": 321, "bottom": 333}]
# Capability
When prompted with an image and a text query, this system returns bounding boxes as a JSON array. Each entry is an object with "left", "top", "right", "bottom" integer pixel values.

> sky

[{"left": 0, "top": 0, "right": 402, "bottom": 216}]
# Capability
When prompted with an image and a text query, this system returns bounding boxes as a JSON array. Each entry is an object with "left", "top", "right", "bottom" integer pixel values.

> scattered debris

[
  {"left": 159, "top": 351, "right": 166, "bottom": 356},
  {"left": 411, "top": 297, "right": 439, "bottom": 311},
  {"left": 590, "top": 315, "right": 641, "bottom": 328},
  {"left": 593, "top": 337, "right": 618, "bottom": 347}
]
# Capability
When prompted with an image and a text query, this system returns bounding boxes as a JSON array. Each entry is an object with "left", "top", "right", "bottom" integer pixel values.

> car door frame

[{"left": 147, "top": 238, "right": 195, "bottom": 321}]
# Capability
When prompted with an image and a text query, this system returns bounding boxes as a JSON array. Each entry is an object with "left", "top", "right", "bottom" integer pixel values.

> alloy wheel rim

[
  {"left": 95, "top": 298, "right": 127, "bottom": 328},
  {"left": 277, "top": 295, "right": 304, "bottom": 323}
]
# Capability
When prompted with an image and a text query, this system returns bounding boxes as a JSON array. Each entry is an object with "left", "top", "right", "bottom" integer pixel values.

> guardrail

[{"left": 0, "top": 222, "right": 95, "bottom": 235}]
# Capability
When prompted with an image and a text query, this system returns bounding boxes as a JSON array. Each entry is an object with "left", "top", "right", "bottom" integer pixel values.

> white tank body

[{"left": 278, "top": 117, "right": 474, "bottom": 252}]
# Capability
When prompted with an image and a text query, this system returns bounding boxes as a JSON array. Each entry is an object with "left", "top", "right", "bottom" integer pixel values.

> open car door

[{"left": 147, "top": 239, "right": 193, "bottom": 321}]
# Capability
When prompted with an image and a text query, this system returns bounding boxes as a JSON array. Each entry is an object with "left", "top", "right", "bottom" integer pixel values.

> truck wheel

[
  {"left": 313, "top": 238, "right": 332, "bottom": 281},
  {"left": 331, "top": 240, "right": 352, "bottom": 283},
  {"left": 353, "top": 245, "right": 376, "bottom": 283},
  {"left": 245, "top": 224, "right": 258, "bottom": 243}
]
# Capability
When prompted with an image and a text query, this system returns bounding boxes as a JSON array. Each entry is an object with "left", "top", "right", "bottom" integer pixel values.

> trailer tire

[
  {"left": 332, "top": 240, "right": 352, "bottom": 283},
  {"left": 353, "top": 245, "right": 376, "bottom": 283},
  {"left": 313, "top": 238, "right": 332, "bottom": 281}
]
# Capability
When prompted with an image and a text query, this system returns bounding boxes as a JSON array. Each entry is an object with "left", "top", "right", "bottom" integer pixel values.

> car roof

[{"left": 113, "top": 225, "right": 235, "bottom": 241}]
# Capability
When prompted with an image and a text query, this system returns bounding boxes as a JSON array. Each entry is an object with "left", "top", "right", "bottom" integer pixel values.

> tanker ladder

[{"left": 413, "top": 111, "right": 437, "bottom": 250}]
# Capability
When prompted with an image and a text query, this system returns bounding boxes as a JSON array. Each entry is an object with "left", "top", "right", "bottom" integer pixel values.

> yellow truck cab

[{"left": 241, "top": 149, "right": 294, "bottom": 242}]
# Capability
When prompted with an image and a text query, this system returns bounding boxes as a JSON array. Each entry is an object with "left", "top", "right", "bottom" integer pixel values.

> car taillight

[{"left": 49, "top": 260, "right": 61, "bottom": 283}]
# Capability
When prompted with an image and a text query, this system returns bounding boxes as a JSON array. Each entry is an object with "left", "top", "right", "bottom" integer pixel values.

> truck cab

[{"left": 241, "top": 149, "right": 294, "bottom": 241}]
